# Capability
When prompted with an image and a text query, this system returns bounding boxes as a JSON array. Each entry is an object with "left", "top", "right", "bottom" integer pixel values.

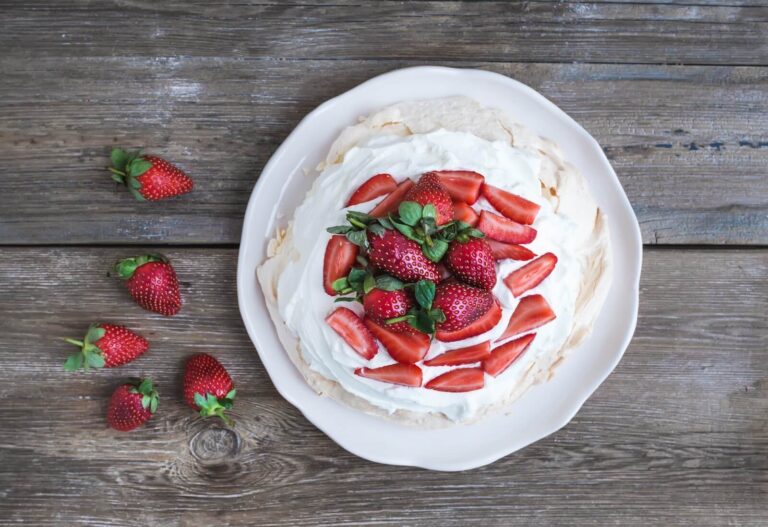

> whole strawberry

[
  {"left": 445, "top": 238, "right": 497, "bottom": 290},
  {"left": 404, "top": 172, "right": 454, "bottom": 225},
  {"left": 433, "top": 282, "right": 495, "bottom": 332},
  {"left": 108, "top": 148, "right": 193, "bottom": 201},
  {"left": 113, "top": 254, "right": 181, "bottom": 316},
  {"left": 367, "top": 230, "right": 440, "bottom": 282},
  {"left": 107, "top": 378, "right": 159, "bottom": 432},
  {"left": 64, "top": 323, "right": 149, "bottom": 371},
  {"left": 183, "top": 354, "right": 236, "bottom": 424},
  {"left": 363, "top": 288, "right": 414, "bottom": 333}
]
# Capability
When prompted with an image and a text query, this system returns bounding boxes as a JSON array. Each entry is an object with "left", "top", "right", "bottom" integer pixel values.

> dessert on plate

[{"left": 258, "top": 96, "right": 611, "bottom": 426}]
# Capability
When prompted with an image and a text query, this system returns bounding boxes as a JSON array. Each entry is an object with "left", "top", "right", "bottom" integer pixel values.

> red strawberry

[
  {"left": 364, "top": 319, "right": 430, "bottom": 364},
  {"left": 367, "top": 229, "right": 440, "bottom": 282},
  {"left": 326, "top": 308, "right": 378, "bottom": 359},
  {"left": 503, "top": 253, "right": 558, "bottom": 297},
  {"left": 453, "top": 201, "right": 479, "bottom": 226},
  {"left": 404, "top": 173, "right": 454, "bottom": 225},
  {"left": 477, "top": 210, "right": 537, "bottom": 244},
  {"left": 107, "top": 378, "right": 158, "bottom": 432},
  {"left": 445, "top": 238, "right": 496, "bottom": 290},
  {"left": 436, "top": 300, "right": 501, "bottom": 342},
  {"left": 423, "top": 341, "right": 491, "bottom": 367},
  {"left": 436, "top": 263, "right": 453, "bottom": 281},
  {"left": 430, "top": 170, "right": 484, "bottom": 204},
  {"left": 113, "top": 254, "right": 181, "bottom": 316},
  {"left": 483, "top": 333, "right": 536, "bottom": 377},
  {"left": 347, "top": 173, "right": 398, "bottom": 206},
  {"left": 425, "top": 368, "right": 485, "bottom": 393},
  {"left": 433, "top": 282, "right": 495, "bottom": 332},
  {"left": 323, "top": 235, "right": 359, "bottom": 296},
  {"left": 355, "top": 363, "right": 422, "bottom": 387},
  {"left": 183, "top": 353, "right": 236, "bottom": 424},
  {"left": 482, "top": 184, "right": 541, "bottom": 225},
  {"left": 370, "top": 179, "right": 414, "bottom": 217},
  {"left": 64, "top": 323, "right": 148, "bottom": 371},
  {"left": 486, "top": 239, "right": 536, "bottom": 261},
  {"left": 363, "top": 288, "right": 414, "bottom": 333},
  {"left": 109, "top": 148, "right": 193, "bottom": 201},
  {"left": 497, "top": 295, "right": 556, "bottom": 342}
]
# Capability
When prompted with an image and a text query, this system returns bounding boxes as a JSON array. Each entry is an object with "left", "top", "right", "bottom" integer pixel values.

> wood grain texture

[
  {"left": 1, "top": 59, "right": 767, "bottom": 245},
  {"left": 0, "top": 247, "right": 765, "bottom": 526},
  {"left": 2, "top": 1, "right": 767, "bottom": 65}
]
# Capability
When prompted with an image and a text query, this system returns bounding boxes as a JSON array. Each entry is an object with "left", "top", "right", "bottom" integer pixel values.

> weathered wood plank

[
  {"left": 1, "top": 59, "right": 767, "bottom": 245},
  {"left": 0, "top": 247, "right": 765, "bottom": 526},
  {"left": 1, "top": 1, "right": 767, "bottom": 65}
]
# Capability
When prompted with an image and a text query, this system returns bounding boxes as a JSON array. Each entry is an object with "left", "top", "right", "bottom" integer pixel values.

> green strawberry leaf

[
  {"left": 332, "top": 277, "right": 350, "bottom": 292},
  {"left": 141, "top": 394, "right": 151, "bottom": 409},
  {"left": 398, "top": 201, "right": 422, "bottom": 226},
  {"left": 368, "top": 223, "right": 386, "bottom": 237},
  {"left": 347, "top": 268, "right": 367, "bottom": 288},
  {"left": 128, "top": 186, "right": 146, "bottom": 201},
  {"left": 363, "top": 273, "right": 376, "bottom": 294},
  {"left": 422, "top": 204, "right": 437, "bottom": 221},
  {"left": 226, "top": 389, "right": 237, "bottom": 400},
  {"left": 85, "top": 352, "right": 105, "bottom": 368},
  {"left": 110, "top": 148, "right": 129, "bottom": 169},
  {"left": 63, "top": 354, "right": 84, "bottom": 372},
  {"left": 193, "top": 392, "right": 207, "bottom": 408},
  {"left": 128, "top": 159, "right": 152, "bottom": 177},
  {"left": 327, "top": 225, "right": 353, "bottom": 235},
  {"left": 423, "top": 239, "right": 449, "bottom": 263},
  {"left": 414, "top": 280, "right": 436, "bottom": 310},
  {"left": 415, "top": 309, "right": 436, "bottom": 334},
  {"left": 467, "top": 228, "right": 485, "bottom": 238},
  {"left": 392, "top": 221, "right": 420, "bottom": 243},
  {"left": 377, "top": 216, "right": 394, "bottom": 230},
  {"left": 334, "top": 296, "right": 357, "bottom": 303},
  {"left": 345, "top": 230, "right": 368, "bottom": 248},
  {"left": 149, "top": 397, "right": 158, "bottom": 413},
  {"left": 375, "top": 275, "right": 404, "bottom": 291}
]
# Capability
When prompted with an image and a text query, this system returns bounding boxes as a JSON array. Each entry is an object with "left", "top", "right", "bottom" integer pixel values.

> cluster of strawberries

[
  {"left": 63, "top": 149, "right": 236, "bottom": 432},
  {"left": 323, "top": 170, "right": 558, "bottom": 392}
]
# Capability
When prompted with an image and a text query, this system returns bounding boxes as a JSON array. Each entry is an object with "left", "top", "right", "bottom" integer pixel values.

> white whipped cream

[{"left": 275, "top": 129, "right": 584, "bottom": 422}]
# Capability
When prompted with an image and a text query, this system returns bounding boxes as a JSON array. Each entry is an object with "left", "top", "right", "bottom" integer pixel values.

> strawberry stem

[
  {"left": 63, "top": 338, "right": 84, "bottom": 347},
  {"left": 108, "top": 167, "right": 126, "bottom": 177}
]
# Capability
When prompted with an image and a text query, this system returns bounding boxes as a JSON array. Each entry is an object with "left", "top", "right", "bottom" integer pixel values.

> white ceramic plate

[{"left": 237, "top": 66, "right": 642, "bottom": 471}]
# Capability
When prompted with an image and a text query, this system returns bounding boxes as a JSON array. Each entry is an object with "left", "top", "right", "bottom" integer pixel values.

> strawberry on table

[
  {"left": 355, "top": 363, "right": 423, "bottom": 387},
  {"left": 183, "top": 353, "right": 237, "bottom": 424},
  {"left": 477, "top": 210, "right": 537, "bottom": 244},
  {"left": 425, "top": 368, "right": 485, "bottom": 393},
  {"left": 423, "top": 341, "right": 491, "bottom": 367},
  {"left": 497, "top": 294, "right": 556, "bottom": 342},
  {"left": 445, "top": 238, "right": 496, "bottom": 290},
  {"left": 107, "top": 378, "right": 159, "bottom": 432},
  {"left": 323, "top": 235, "right": 359, "bottom": 296},
  {"left": 482, "top": 184, "right": 540, "bottom": 225},
  {"left": 486, "top": 239, "right": 536, "bottom": 261},
  {"left": 108, "top": 148, "right": 193, "bottom": 201},
  {"left": 113, "top": 254, "right": 181, "bottom": 316},
  {"left": 436, "top": 299, "right": 501, "bottom": 342},
  {"left": 347, "top": 173, "right": 398, "bottom": 206},
  {"left": 367, "top": 229, "right": 440, "bottom": 282},
  {"left": 326, "top": 307, "right": 378, "bottom": 359},
  {"left": 370, "top": 179, "right": 414, "bottom": 217},
  {"left": 430, "top": 170, "right": 484, "bottom": 204},
  {"left": 364, "top": 318, "right": 430, "bottom": 364},
  {"left": 363, "top": 288, "right": 414, "bottom": 333},
  {"left": 503, "top": 252, "right": 558, "bottom": 297},
  {"left": 404, "top": 173, "right": 454, "bottom": 225},
  {"left": 483, "top": 333, "right": 536, "bottom": 377},
  {"left": 64, "top": 323, "right": 148, "bottom": 371}
]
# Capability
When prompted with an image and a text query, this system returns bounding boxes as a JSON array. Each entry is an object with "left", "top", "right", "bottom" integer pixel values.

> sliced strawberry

[
  {"left": 482, "top": 184, "right": 541, "bottom": 225},
  {"left": 497, "top": 295, "right": 556, "bottom": 342},
  {"left": 355, "top": 363, "right": 422, "bottom": 387},
  {"left": 323, "top": 235, "right": 359, "bottom": 296},
  {"left": 423, "top": 341, "right": 491, "bottom": 367},
  {"left": 483, "top": 333, "right": 536, "bottom": 377},
  {"left": 486, "top": 239, "right": 536, "bottom": 261},
  {"left": 326, "top": 308, "right": 378, "bottom": 360},
  {"left": 436, "top": 300, "right": 502, "bottom": 342},
  {"left": 477, "top": 210, "right": 537, "bottom": 244},
  {"left": 347, "top": 173, "right": 398, "bottom": 206},
  {"left": 364, "top": 319, "right": 430, "bottom": 364},
  {"left": 370, "top": 179, "right": 414, "bottom": 217},
  {"left": 452, "top": 201, "right": 479, "bottom": 226},
  {"left": 425, "top": 368, "right": 485, "bottom": 392},
  {"left": 503, "top": 253, "right": 558, "bottom": 297},
  {"left": 430, "top": 170, "right": 484, "bottom": 204}
]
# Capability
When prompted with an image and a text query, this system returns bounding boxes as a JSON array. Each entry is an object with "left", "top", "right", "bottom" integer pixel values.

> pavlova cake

[{"left": 258, "top": 96, "right": 611, "bottom": 426}]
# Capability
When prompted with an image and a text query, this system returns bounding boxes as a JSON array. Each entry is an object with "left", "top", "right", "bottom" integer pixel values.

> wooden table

[{"left": 1, "top": 2, "right": 766, "bottom": 525}]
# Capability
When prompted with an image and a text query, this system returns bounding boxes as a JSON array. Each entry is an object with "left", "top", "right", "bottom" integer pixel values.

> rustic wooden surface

[{"left": 0, "top": 1, "right": 767, "bottom": 526}]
